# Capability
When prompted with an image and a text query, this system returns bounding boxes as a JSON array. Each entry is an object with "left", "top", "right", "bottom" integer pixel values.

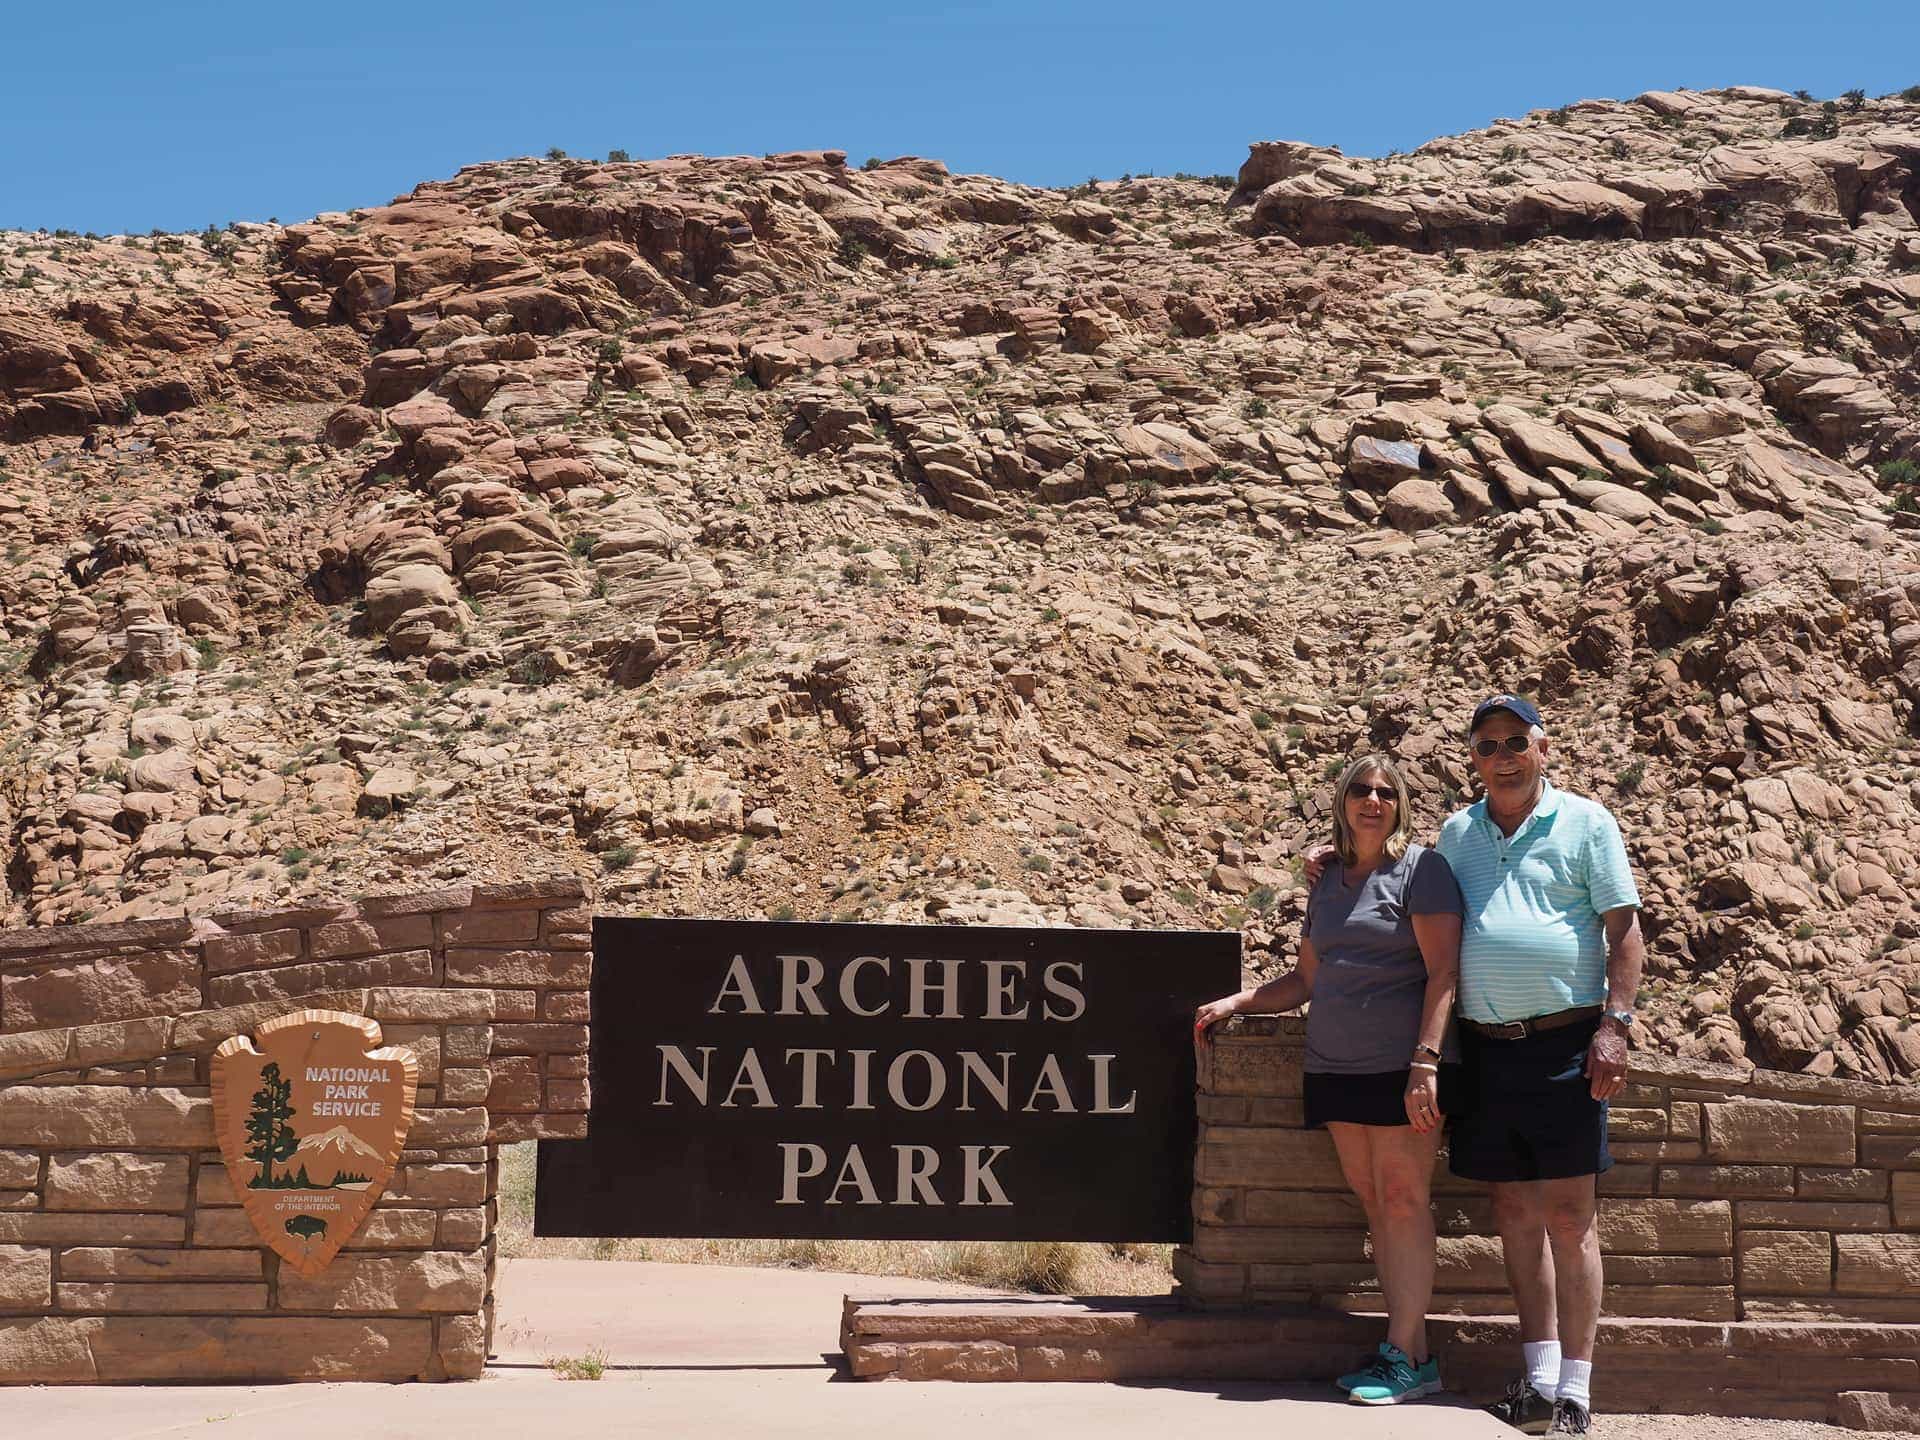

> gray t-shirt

[{"left": 1302, "top": 843, "right": 1464, "bottom": 1074}]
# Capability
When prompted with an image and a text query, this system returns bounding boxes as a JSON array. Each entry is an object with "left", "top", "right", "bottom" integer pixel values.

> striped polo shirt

[{"left": 1436, "top": 781, "right": 1641, "bottom": 1024}]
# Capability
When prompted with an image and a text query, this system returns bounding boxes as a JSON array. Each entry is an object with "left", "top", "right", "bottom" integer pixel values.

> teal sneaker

[
  {"left": 1348, "top": 1344, "right": 1441, "bottom": 1406},
  {"left": 1334, "top": 1343, "right": 1394, "bottom": 1393}
]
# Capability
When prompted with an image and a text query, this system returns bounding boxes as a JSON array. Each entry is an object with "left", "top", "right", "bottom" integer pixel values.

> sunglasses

[
  {"left": 1346, "top": 783, "right": 1398, "bottom": 803},
  {"left": 1472, "top": 735, "right": 1535, "bottom": 758}
]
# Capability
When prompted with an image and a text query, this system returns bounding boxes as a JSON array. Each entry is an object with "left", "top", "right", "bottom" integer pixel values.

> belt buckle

[{"left": 1493, "top": 1021, "right": 1528, "bottom": 1041}]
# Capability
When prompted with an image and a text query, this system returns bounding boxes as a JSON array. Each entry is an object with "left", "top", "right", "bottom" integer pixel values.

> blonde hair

[{"left": 1330, "top": 753, "right": 1416, "bottom": 867}]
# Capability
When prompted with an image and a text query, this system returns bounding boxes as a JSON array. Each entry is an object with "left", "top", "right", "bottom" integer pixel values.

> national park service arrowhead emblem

[{"left": 211, "top": 1010, "right": 418, "bottom": 1276}]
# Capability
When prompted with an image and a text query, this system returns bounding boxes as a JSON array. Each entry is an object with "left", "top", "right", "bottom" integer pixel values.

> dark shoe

[
  {"left": 1486, "top": 1376, "right": 1556, "bottom": 1434},
  {"left": 1548, "top": 1398, "right": 1591, "bottom": 1434}
]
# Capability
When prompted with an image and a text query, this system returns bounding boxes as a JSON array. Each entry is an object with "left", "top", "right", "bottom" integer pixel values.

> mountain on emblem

[{"left": 211, "top": 1010, "right": 418, "bottom": 1275}]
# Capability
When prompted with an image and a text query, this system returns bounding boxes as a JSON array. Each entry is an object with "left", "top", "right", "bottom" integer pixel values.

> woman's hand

[
  {"left": 1193, "top": 994, "right": 1242, "bottom": 1052},
  {"left": 1301, "top": 844, "right": 1336, "bottom": 886},
  {"left": 1405, "top": 1066, "right": 1441, "bottom": 1134}
]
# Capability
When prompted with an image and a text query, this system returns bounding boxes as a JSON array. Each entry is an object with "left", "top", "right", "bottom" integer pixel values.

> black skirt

[{"left": 1303, "top": 1064, "right": 1462, "bottom": 1129}]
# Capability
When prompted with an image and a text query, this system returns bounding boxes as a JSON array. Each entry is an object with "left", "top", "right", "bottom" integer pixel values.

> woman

[{"left": 1194, "top": 753, "right": 1463, "bottom": 1406}]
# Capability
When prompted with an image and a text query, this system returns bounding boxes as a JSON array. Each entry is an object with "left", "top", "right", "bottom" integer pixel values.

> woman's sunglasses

[
  {"left": 1346, "top": 783, "right": 1398, "bottom": 803},
  {"left": 1472, "top": 735, "right": 1535, "bottom": 758}
]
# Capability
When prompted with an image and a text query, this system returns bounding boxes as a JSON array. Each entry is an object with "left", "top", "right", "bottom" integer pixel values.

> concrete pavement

[{"left": 7, "top": 1259, "right": 1511, "bottom": 1438}]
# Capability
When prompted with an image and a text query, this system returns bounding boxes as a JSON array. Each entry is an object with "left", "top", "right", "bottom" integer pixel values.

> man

[{"left": 1439, "top": 695, "right": 1643, "bottom": 1436}]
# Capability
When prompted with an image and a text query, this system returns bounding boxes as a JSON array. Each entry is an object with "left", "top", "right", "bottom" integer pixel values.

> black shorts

[
  {"left": 1304, "top": 1065, "right": 1462, "bottom": 1129},
  {"left": 1450, "top": 1016, "right": 1612, "bottom": 1182}
]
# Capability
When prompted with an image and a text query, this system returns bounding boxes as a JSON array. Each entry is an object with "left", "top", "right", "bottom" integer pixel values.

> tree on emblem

[{"left": 245, "top": 1061, "right": 299, "bottom": 1187}]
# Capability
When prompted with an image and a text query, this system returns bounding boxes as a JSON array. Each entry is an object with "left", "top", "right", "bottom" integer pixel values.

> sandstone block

[
  {"left": 0, "top": 917, "right": 193, "bottom": 960},
  {"left": 1608, "top": 1108, "right": 1668, "bottom": 1139},
  {"left": 58, "top": 1247, "right": 261, "bottom": 1280},
  {"left": 1894, "top": 1173, "right": 1920, "bottom": 1228},
  {"left": 45, "top": 1153, "right": 189, "bottom": 1212},
  {"left": 0, "top": 1213, "right": 184, "bottom": 1245},
  {"left": 546, "top": 1078, "right": 589, "bottom": 1111},
  {"left": 442, "top": 909, "right": 540, "bottom": 945},
  {"left": 208, "top": 950, "right": 433, "bottom": 1007},
  {"left": 1738, "top": 1230, "right": 1832, "bottom": 1294},
  {"left": 380, "top": 1026, "right": 441, "bottom": 1082},
  {"left": 1798, "top": 1168, "right": 1888, "bottom": 1200},
  {"left": 0, "top": 1087, "right": 211, "bottom": 1148},
  {"left": 57, "top": 1282, "right": 268, "bottom": 1313},
  {"left": 436, "top": 1310, "right": 489, "bottom": 1379},
  {"left": 1604, "top": 1254, "right": 1733, "bottom": 1285},
  {"left": 69, "top": 1018, "right": 171, "bottom": 1068},
  {"left": 1862, "top": 1109, "right": 1920, "bottom": 1133},
  {"left": 1191, "top": 1224, "right": 1368, "bottom": 1265},
  {"left": 0, "top": 1316, "right": 101, "bottom": 1381},
  {"left": 1208, "top": 1038, "right": 1305, "bottom": 1098},
  {"left": 1196, "top": 1127, "right": 1344, "bottom": 1189},
  {"left": 1669, "top": 1102, "right": 1701, "bottom": 1140},
  {"left": 1861, "top": 1135, "right": 1920, "bottom": 1168},
  {"left": 203, "top": 928, "right": 303, "bottom": 975},
  {"left": 86, "top": 1315, "right": 435, "bottom": 1380},
  {"left": 1, "top": 951, "right": 203, "bottom": 1033},
  {"left": 171, "top": 990, "right": 370, "bottom": 1049},
  {"left": 1836, "top": 1235, "right": 1920, "bottom": 1296},
  {"left": 308, "top": 915, "right": 434, "bottom": 960},
  {"left": 276, "top": 1250, "right": 487, "bottom": 1313},
  {"left": 488, "top": 1114, "right": 586, "bottom": 1142},
  {"left": 542, "top": 991, "right": 590, "bottom": 1023},
  {"left": 410, "top": 1108, "right": 488, "bottom": 1146},
  {"left": 1834, "top": 1392, "right": 1920, "bottom": 1432},
  {"left": 487, "top": 1055, "right": 541, "bottom": 1110},
  {"left": 440, "top": 1067, "right": 491, "bottom": 1104},
  {"left": 443, "top": 1025, "right": 493, "bottom": 1062},
  {"left": 1599, "top": 1285, "right": 1736, "bottom": 1321},
  {"left": 438, "top": 1208, "right": 487, "bottom": 1248},
  {"left": 365, "top": 989, "right": 496, "bottom": 1022},
  {"left": 190, "top": 1208, "right": 257, "bottom": 1248},
  {"left": 0, "top": 1149, "right": 39, "bottom": 1189},
  {"left": 1596, "top": 1199, "right": 1731, "bottom": 1255},
  {"left": 446, "top": 948, "right": 588, "bottom": 989},
  {"left": 1705, "top": 1100, "right": 1855, "bottom": 1165},
  {"left": 1737, "top": 1201, "right": 1889, "bottom": 1230},
  {"left": 1656, "top": 1164, "right": 1793, "bottom": 1197},
  {"left": 0, "top": 1245, "right": 52, "bottom": 1307},
  {"left": 346, "top": 1209, "right": 437, "bottom": 1248},
  {"left": 388, "top": 1164, "right": 487, "bottom": 1206},
  {"left": 0, "top": 1028, "right": 72, "bottom": 1077},
  {"left": 473, "top": 878, "right": 585, "bottom": 905},
  {"left": 489, "top": 1023, "right": 586, "bottom": 1054}
]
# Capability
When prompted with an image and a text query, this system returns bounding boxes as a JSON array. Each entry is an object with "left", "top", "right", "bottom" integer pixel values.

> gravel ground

[{"left": 1590, "top": 1415, "right": 1916, "bottom": 1439}]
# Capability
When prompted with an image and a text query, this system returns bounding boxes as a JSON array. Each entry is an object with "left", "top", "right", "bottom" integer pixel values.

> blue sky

[{"left": 5, "top": 1, "right": 1915, "bottom": 234}]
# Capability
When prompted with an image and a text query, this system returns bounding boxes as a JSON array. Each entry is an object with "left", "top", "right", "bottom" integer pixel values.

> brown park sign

[{"left": 211, "top": 1010, "right": 418, "bottom": 1275}]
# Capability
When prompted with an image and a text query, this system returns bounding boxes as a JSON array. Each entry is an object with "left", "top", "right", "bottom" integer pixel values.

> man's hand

[
  {"left": 1404, "top": 1067, "right": 1441, "bottom": 1134},
  {"left": 1586, "top": 1019, "right": 1630, "bottom": 1100},
  {"left": 1301, "top": 844, "right": 1336, "bottom": 886}
]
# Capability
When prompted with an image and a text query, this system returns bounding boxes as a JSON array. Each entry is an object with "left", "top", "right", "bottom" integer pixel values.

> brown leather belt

[{"left": 1460, "top": 1005, "right": 1603, "bottom": 1041}]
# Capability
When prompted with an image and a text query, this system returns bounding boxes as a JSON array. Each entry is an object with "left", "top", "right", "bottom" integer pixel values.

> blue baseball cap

[{"left": 1470, "top": 693, "right": 1542, "bottom": 734}]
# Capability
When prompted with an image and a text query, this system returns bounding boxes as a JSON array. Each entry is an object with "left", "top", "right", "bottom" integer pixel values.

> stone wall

[
  {"left": 1178, "top": 1017, "right": 1920, "bottom": 1323},
  {"left": 0, "top": 878, "right": 589, "bottom": 1383}
]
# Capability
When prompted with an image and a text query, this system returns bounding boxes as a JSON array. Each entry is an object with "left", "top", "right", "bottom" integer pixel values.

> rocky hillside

[{"left": 2, "top": 85, "right": 1918, "bottom": 1082}]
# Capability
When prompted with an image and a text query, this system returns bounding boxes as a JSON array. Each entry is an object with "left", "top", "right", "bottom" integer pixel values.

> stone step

[{"left": 841, "top": 1296, "right": 1920, "bottom": 1424}]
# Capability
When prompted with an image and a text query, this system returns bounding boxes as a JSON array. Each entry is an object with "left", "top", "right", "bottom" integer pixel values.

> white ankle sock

[
  {"left": 1523, "top": 1340, "right": 1561, "bottom": 1399},
  {"left": 1558, "top": 1358, "right": 1592, "bottom": 1410}
]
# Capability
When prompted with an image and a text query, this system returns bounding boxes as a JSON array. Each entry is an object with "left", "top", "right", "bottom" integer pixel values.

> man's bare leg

[
  {"left": 1490, "top": 1179, "right": 1559, "bottom": 1343},
  {"left": 1540, "top": 1173, "right": 1601, "bottom": 1361}
]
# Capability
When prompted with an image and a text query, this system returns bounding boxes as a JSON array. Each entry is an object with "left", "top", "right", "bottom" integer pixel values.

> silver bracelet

[{"left": 1408, "top": 1060, "right": 1439, "bottom": 1073}]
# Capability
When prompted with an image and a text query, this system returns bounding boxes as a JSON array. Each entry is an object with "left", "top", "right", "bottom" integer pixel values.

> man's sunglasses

[
  {"left": 1346, "top": 783, "right": 1398, "bottom": 803},
  {"left": 1472, "top": 735, "right": 1535, "bottom": 758}
]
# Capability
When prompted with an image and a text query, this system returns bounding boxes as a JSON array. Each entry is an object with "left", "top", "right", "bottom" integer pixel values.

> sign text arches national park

[{"left": 536, "top": 919, "right": 1239, "bottom": 1240}]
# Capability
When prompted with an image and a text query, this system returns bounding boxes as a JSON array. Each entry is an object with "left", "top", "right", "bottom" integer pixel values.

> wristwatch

[
  {"left": 1412, "top": 1042, "right": 1442, "bottom": 1061},
  {"left": 1602, "top": 1008, "right": 1636, "bottom": 1029}
]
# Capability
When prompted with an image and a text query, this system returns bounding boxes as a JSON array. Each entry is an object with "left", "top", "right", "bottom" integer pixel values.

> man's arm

[{"left": 1585, "top": 906, "right": 1643, "bottom": 1100}]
